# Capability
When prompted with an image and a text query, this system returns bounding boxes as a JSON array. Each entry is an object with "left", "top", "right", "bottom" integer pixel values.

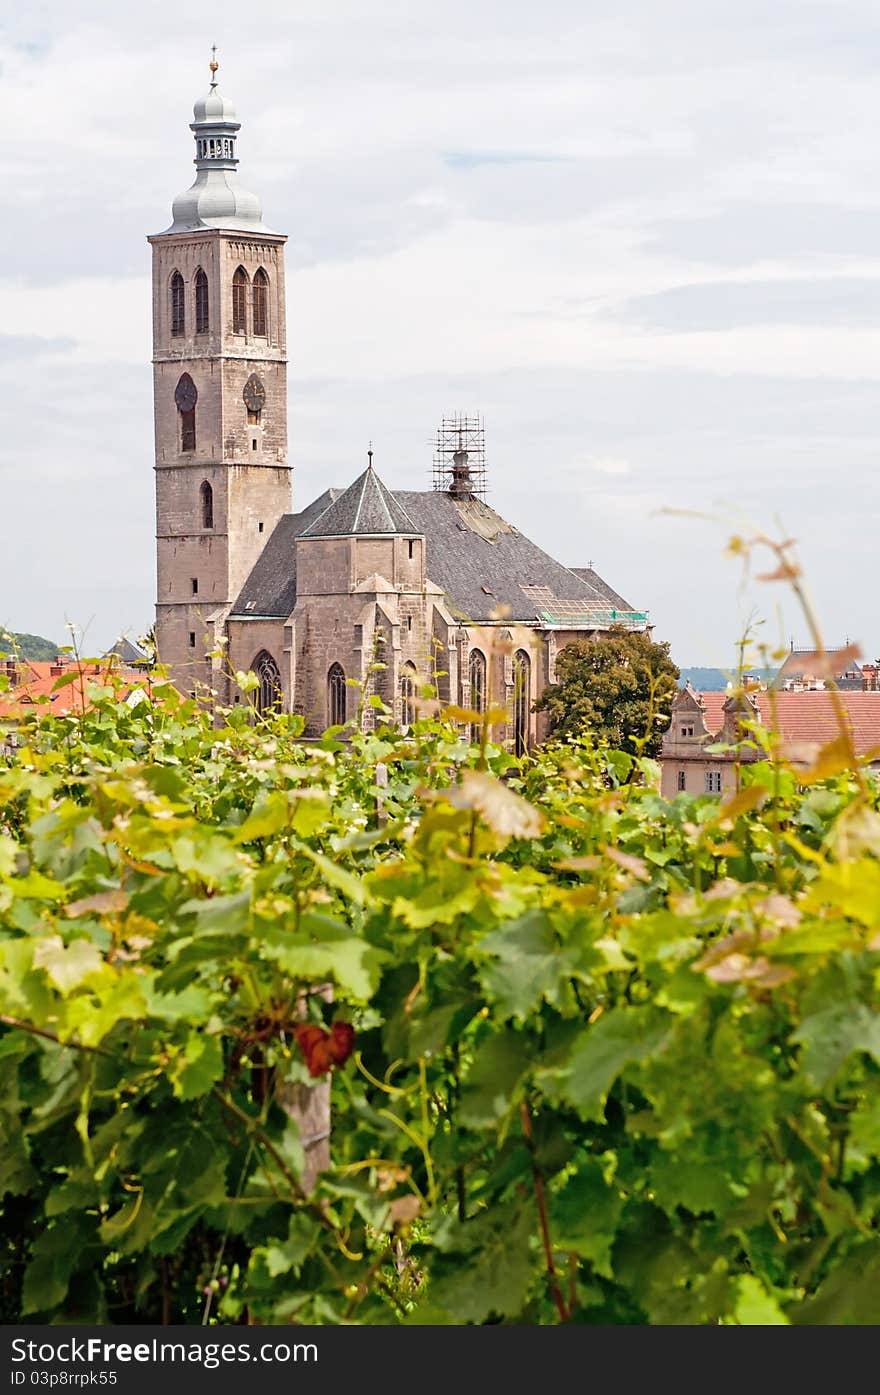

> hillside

[
  {"left": 0, "top": 629, "right": 60, "bottom": 662},
  {"left": 679, "top": 665, "right": 774, "bottom": 691}
]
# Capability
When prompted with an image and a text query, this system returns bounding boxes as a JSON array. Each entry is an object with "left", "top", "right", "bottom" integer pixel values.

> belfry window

[
  {"left": 170, "top": 271, "right": 185, "bottom": 337},
  {"left": 253, "top": 269, "right": 269, "bottom": 337},
  {"left": 232, "top": 267, "right": 249, "bottom": 334},
  {"left": 200, "top": 480, "right": 213, "bottom": 529},
  {"left": 254, "top": 651, "right": 281, "bottom": 715},
  {"left": 194, "top": 268, "right": 209, "bottom": 334},
  {"left": 400, "top": 662, "right": 417, "bottom": 728},
  {"left": 468, "top": 649, "right": 487, "bottom": 744},
  {"left": 328, "top": 663, "right": 346, "bottom": 728},
  {"left": 512, "top": 649, "right": 531, "bottom": 756}
]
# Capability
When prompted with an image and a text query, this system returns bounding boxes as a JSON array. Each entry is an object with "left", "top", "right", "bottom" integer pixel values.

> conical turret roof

[{"left": 300, "top": 463, "right": 419, "bottom": 538}]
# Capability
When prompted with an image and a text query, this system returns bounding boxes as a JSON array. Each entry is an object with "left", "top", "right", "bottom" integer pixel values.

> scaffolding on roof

[{"left": 432, "top": 414, "right": 487, "bottom": 497}]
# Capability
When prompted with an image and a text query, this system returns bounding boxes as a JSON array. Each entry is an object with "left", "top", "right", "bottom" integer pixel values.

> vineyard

[{"left": 2, "top": 659, "right": 880, "bottom": 1324}]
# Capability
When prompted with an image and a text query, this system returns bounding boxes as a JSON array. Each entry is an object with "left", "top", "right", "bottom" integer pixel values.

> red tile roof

[
  {"left": 692, "top": 689, "right": 880, "bottom": 760},
  {"left": 694, "top": 691, "right": 727, "bottom": 734},
  {"left": 0, "top": 660, "right": 144, "bottom": 722}
]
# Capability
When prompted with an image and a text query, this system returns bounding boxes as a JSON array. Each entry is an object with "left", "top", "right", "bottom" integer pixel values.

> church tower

[{"left": 149, "top": 56, "right": 291, "bottom": 695}]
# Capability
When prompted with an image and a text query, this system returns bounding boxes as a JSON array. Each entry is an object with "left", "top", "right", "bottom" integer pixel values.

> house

[{"left": 660, "top": 683, "right": 880, "bottom": 797}]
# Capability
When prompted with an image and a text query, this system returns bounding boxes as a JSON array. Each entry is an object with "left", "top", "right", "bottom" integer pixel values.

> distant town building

[
  {"left": 149, "top": 63, "right": 648, "bottom": 749},
  {"left": 660, "top": 684, "right": 880, "bottom": 797},
  {"left": 0, "top": 657, "right": 145, "bottom": 755},
  {"left": 772, "top": 645, "right": 865, "bottom": 692}
]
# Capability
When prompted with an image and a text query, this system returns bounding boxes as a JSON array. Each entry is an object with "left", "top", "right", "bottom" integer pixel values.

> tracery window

[
  {"left": 468, "top": 649, "right": 487, "bottom": 744},
  {"left": 512, "top": 649, "right": 531, "bottom": 756},
  {"left": 400, "top": 662, "right": 417, "bottom": 727},
  {"left": 254, "top": 651, "right": 281, "bottom": 715}
]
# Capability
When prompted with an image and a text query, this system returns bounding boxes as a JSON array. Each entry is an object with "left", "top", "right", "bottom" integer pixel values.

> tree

[
  {"left": 0, "top": 630, "right": 60, "bottom": 662},
  {"left": 536, "top": 625, "right": 680, "bottom": 756}
]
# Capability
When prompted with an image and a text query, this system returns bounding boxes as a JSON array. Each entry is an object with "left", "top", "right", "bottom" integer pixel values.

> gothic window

[
  {"left": 253, "top": 268, "right": 269, "bottom": 337},
  {"left": 677, "top": 769, "right": 686, "bottom": 792},
  {"left": 170, "top": 271, "right": 185, "bottom": 337},
  {"left": 200, "top": 480, "right": 214, "bottom": 530},
  {"left": 194, "top": 268, "right": 209, "bottom": 334},
  {"left": 254, "top": 651, "right": 281, "bottom": 715},
  {"left": 469, "top": 649, "right": 487, "bottom": 743},
  {"left": 512, "top": 649, "right": 531, "bottom": 756},
  {"left": 400, "top": 662, "right": 417, "bottom": 727},
  {"left": 232, "top": 266, "right": 249, "bottom": 334},
  {"left": 328, "top": 662, "right": 346, "bottom": 727}
]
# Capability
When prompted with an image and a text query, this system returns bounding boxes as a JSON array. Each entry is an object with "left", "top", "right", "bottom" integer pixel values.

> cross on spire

[
  {"left": 367, "top": 442, "right": 374, "bottom": 469},
  {"left": 209, "top": 44, "right": 219, "bottom": 87}
]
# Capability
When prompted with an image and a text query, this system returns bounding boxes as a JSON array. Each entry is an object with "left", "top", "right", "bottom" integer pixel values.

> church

[{"left": 151, "top": 62, "right": 648, "bottom": 749}]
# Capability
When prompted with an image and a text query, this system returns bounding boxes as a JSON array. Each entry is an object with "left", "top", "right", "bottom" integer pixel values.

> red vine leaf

[{"left": 294, "top": 1021, "right": 356, "bottom": 1077}]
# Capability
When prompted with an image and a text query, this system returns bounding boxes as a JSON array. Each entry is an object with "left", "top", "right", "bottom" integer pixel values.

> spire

[{"left": 159, "top": 58, "right": 273, "bottom": 235}]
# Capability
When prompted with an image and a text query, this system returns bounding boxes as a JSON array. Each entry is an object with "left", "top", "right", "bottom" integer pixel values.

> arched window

[
  {"left": 254, "top": 651, "right": 281, "bottom": 715},
  {"left": 400, "top": 662, "right": 417, "bottom": 728},
  {"left": 512, "top": 649, "right": 531, "bottom": 756},
  {"left": 468, "top": 649, "right": 487, "bottom": 744},
  {"left": 232, "top": 266, "right": 249, "bottom": 334},
  {"left": 200, "top": 480, "right": 214, "bottom": 530},
  {"left": 253, "top": 268, "right": 269, "bottom": 337},
  {"left": 328, "top": 662, "right": 346, "bottom": 728},
  {"left": 194, "top": 268, "right": 209, "bottom": 334},
  {"left": 170, "top": 271, "right": 185, "bottom": 337}
]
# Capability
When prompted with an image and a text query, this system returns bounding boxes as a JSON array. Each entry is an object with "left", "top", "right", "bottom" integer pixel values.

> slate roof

[
  {"left": 230, "top": 484, "right": 641, "bottom": 625},
  {"left": 101, "top": 636, "right": 149, "bottom": 667},
  {"left": 229, "top": 489, "right": 340, "bottom": 618},
  {"left": 300, "top": 466, "right": 418, "bottom": 538},
  {"left": 396, "top": 491, "right": 632, "bottom": 622},
  {"left": 570, "top": 567, "right": 633, "bottom": 612}
]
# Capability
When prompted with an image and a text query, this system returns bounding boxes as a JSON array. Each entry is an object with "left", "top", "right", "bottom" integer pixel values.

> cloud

[
  {"left": 586, "top": 456, "right": 633, "bottom": 476},
  {"left": 2, "top": 1, "right": 880, "bottom": 665}
]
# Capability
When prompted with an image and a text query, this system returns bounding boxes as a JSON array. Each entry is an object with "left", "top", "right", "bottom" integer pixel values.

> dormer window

[{"left": 681, "top": 724, "right": 694, "bottom": 738}]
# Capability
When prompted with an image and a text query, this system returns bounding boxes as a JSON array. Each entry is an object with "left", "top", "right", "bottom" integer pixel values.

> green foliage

[
  {"left": 0, "top": 630, "right": 60, "bottom": 662},
  {"left": 536, "top": 626, "right": 680, "bottom": 756},
  {"left": 2, "top": 669, "right": 880, "bottom": 1324}
]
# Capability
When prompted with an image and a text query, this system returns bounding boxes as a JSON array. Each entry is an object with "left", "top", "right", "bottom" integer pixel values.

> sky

[{"left": 2, "top": 0, "right": 880, "bottom": 668}]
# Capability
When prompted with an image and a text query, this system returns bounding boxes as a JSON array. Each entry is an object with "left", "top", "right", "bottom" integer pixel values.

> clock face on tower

[
  {"left": 174, "top": 373, "right": 198, "bottom": 413},
  {"left": 243, "top": 374, "right": 266, "bottom": 414}
]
